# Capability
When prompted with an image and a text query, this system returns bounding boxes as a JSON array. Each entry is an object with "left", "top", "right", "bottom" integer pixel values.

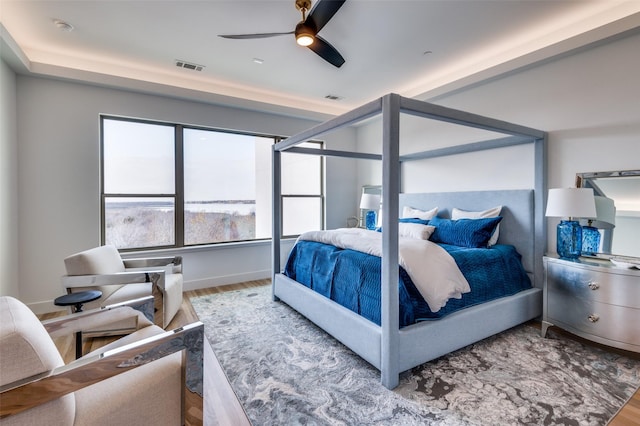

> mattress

[{"left": 284, "top": 241, "right": 532, "bottom": 327}]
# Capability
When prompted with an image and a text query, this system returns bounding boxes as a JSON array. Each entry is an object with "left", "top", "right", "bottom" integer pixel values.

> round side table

[{"left": 54, "top": 290, "right": 102, "bottom": 359}]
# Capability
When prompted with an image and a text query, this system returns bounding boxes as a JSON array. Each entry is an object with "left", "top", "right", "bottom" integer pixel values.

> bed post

[
  {"left": 272, "top": 147, "right": 282, "bottom": 301},
  {"left": 533, "top": 135, "right": 547, "bottom": 289},
  {"left": 380, "top": 93, "right": 401, "bottom": 389}
]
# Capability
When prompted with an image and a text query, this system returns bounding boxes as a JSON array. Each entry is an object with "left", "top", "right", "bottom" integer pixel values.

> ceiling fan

[{"left": 218, "top": 0, "right": 346, "bottom": 68}]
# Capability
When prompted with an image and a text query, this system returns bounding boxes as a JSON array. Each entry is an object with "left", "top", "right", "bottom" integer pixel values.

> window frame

[
  {"left": 280, "top": 141, "right": 325, "bottom": 238},
  {"left": 100, "top": 115, "right": 324, "bottom": 251}
]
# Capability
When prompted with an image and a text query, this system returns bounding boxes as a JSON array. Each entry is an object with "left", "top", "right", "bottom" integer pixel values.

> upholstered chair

[
  {"left": 0, "top": 295, "right": 203, "bottom": 426},
  {"left": 61, "top": 245, "right": 183, "bottom": 330}
]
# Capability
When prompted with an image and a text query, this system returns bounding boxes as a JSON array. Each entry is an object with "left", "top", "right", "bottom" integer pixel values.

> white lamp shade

[
  {"left": 591, "top": 196, "right": 616, "bottom": 229},
  {"left": 360, "top": 193, "right": 380, "bottom": 210},
  {"left": 545, "top": 188, "right": 597, "bottom": 219}
]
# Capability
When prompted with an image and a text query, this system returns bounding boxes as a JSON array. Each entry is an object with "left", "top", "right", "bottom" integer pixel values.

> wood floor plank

[
  {"left": 204, "top": 339, "right": 251, "bottom": 426},
  {"left": 609, "top": 386, "right": 640, "bottom": 425}
]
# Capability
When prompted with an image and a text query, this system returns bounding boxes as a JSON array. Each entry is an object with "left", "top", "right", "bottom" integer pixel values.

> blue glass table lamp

[
  {"left": 360, "top": 193, "right": 381, "bottom": 230},
  {"left": 581, "top": 195, "right": 616, "bottom": 255},
  {"left": 545, "top": 188, "right": 597, "bottom": 259}
]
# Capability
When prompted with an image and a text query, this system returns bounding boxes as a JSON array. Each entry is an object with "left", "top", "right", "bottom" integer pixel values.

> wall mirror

[{"left": 576, "top": 170, "right": 640, "bottom": 259}]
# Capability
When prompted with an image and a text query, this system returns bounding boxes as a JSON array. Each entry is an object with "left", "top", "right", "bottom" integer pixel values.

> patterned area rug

[{"left": 190, "top": 285, "right": 640, "bottom": 425}]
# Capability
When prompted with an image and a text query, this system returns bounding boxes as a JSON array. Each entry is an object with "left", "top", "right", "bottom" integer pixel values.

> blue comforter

[{"left": 284, "top": 241, "right": 531, "bottom": 327}]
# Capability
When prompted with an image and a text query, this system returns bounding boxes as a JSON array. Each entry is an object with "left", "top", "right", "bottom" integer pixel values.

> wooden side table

[{"left": 54, "top": 290, "right": 102, "bottom": 358}]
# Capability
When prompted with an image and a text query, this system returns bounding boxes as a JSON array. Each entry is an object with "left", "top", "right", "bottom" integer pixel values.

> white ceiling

[{"left": 1, "top": 1, "right": 640, "bottom": 119}]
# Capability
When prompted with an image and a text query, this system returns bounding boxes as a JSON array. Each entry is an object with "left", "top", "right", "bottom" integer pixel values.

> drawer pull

[
  {"left": 587, "top": 282, "right": 599, "bottom": 290},
  {"left": 587, "top": 314, "right": 600, "bottom": 323}
]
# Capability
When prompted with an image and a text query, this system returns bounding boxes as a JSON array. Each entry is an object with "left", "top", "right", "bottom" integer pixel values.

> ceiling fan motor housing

[
  {"left": 295, "top": 21, "right": 316, "bottom": 45},
  {"left": 295, "top": 0, "right": 316, "bottom": 46}
]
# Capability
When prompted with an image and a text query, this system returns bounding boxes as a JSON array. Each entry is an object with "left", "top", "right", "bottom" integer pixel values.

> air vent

[
  {"left": 324, "top": 94, "right": 343, "bottom": 101},
  {"left": 175, "top": 60, "right": 204, "bottom": 72}
]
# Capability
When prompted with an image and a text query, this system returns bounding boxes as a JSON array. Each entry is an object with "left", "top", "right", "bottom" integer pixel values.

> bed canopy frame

[{"left": 272, "top": 93, "right": 547, "bottom": 388}]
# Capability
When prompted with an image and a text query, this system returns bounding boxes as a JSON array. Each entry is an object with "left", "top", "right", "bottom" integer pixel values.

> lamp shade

[
  {"left": 545, "top": 188, "right": 597, "bottom": 219},
  {"left": 360, "top": 193, "right": 380, "bottom": 211}
]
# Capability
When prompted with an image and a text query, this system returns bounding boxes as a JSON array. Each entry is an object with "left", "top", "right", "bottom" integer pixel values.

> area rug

[{"left": 190, "top": 285, "right": 640, "bottom": 425}]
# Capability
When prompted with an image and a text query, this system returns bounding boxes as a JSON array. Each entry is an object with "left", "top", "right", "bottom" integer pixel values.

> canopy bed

[{"left": 271, "top": 93, "right": 547, "bottom": 389}]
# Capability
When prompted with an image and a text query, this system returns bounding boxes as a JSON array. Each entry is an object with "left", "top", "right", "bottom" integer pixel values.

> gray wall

[
  {"left": 0, "top": 59, "right": 19, "bottom": 298},
  {"left": 11, "top": 75, "right": 357, "bottom": 312}
]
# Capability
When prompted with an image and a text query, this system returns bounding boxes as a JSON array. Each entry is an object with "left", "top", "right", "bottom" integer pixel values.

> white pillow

[
  {"left": 401, "top": 206, "right": 438, "bottom": 220},
  {"left": 451, "top": 206, "right": 502, "bottom": 246},
  {"left": 399, "top": 223, "right": 436, "bottom": 240}
]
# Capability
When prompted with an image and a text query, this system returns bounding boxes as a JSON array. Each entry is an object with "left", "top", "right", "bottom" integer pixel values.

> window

[
  {"left": 281, "top": 142, "right": 323, "bottom": 236},
  {"left": 102, "top": 119, "right": 176, "bottom": 249},
  {"left": 101, "top": 116, "right": 323, "bottom": 250}
]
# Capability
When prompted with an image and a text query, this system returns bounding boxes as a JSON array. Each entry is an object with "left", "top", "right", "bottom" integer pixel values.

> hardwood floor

[
  {"left": 610, "top": 386, "right": 640, "bottom": 425},
  {"left": 41, "top": 280, "right": 640, "bottom": 426}
]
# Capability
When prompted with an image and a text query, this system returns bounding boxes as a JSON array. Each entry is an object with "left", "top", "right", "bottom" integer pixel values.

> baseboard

[{"left": 183, "top": 270, "right": 271, "bottom": 291}]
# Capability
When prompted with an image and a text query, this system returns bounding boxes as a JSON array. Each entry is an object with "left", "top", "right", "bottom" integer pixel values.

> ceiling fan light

[
  {"left": 295, "top": 21, "right": 315, "bottom": 46},
  {"left": 296, "top": 34, "right": 314, "bottom": 46}
]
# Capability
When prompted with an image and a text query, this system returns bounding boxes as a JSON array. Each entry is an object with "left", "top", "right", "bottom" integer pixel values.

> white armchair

[
  {"left": 0, "top": 295, "right": 204, "bottom": 425},
  {"left": 61, "top": 245, "right": 183, "bottom": 330}
]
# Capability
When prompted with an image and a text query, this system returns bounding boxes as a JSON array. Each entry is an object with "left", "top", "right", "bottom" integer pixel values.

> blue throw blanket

[{"left": 284, "top": 241, "right": 531, "bottom": 327}]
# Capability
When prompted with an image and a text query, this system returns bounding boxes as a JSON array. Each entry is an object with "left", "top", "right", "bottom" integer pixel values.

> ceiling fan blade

[
  {"left": 218, "top": 31, "right": 293, "bottom": 40},
  {"left": 307, "top": 35, "right": 345, "bottom": 68},
  {"left": 306, "top": 0, "right": 346, "bottom": 33}
]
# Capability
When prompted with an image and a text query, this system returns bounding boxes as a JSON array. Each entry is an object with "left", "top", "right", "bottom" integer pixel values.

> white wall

[
  {"left": 13, "top": 76, "right": 357, "bottom": 312},
  {"left": 355, "top": 115, "right": 535, "bottom": 192},
  {"left": 0, "top": 59, "right": 19, "bottom": 297},
  {"left": 356, "top": 31, "right": 640, "bottom": 255}
]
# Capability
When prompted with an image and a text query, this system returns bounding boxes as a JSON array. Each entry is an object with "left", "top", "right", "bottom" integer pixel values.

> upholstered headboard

[{"left": 399, "top": 190, "right": 535, "bottom": 278}]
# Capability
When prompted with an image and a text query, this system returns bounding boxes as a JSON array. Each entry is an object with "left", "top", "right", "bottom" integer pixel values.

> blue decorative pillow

[
  {"left": 399, "top": 218, "right": 430, "bottom": 225},
  {"left": 429, "top": 216, "right": 503, "bottom": 248}
]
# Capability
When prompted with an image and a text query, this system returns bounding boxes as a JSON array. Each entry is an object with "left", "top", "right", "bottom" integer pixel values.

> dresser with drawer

[{"left": 542, "top": 256, "right": 640, "bottom": 353}]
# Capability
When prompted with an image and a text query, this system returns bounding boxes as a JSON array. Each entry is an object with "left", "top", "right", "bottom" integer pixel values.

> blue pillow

[
  {"left": 399, "top": 218, "right": 430, "bottom": 225},
  {"left": 429, "top": 216, "right": 503, "bottom": 248}
]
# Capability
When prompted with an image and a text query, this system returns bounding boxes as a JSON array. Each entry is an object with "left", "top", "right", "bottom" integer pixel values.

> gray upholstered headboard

[{"left": 399, "top": 190, "right": 535, "bottom": 276}]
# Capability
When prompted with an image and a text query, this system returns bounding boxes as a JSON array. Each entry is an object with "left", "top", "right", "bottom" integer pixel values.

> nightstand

[{"left": 541, "top": 255, "right": 640, "bottom": 353}]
